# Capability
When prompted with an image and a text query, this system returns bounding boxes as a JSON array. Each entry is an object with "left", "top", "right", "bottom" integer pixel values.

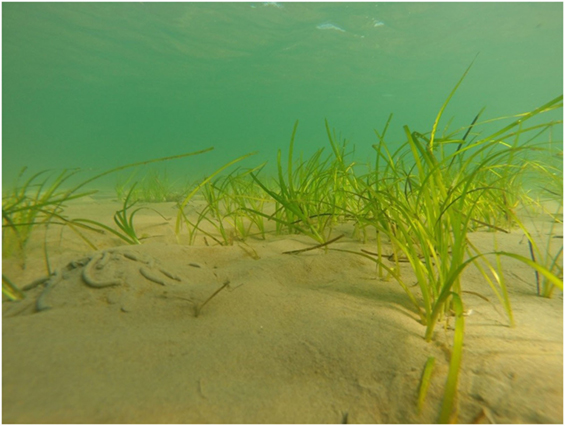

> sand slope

[{"left": 2, "top": 198, "right": 563, "bottom": 423}]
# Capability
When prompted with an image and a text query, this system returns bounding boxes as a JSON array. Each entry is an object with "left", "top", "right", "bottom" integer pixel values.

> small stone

[{"left": 120, "top": 304, "right": 133, "bottom": 313}]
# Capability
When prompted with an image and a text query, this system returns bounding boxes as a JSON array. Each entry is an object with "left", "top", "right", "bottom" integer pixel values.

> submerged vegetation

[
  {"left": 2, "top": 148, "right": 214, "bottom": 272},
  {"left": 2, "top": 70, "right": 563, "bottom": 422},
  {"left": 115, "top": 168, "right": 185, "bottom": 203}
]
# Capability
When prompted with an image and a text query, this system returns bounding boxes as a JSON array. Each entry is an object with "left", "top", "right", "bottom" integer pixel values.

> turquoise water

[{"left": 2, "top": 2, "right": 563, "bottom": 189}]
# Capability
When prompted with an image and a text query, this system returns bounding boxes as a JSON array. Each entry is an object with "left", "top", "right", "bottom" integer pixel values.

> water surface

[{"left": 2, "top": 2, "right": 562, "bottom": 187}]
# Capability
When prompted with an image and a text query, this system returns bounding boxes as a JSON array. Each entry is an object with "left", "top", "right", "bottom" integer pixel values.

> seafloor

[{"left": 2, "top": 194, "right": 563, "bottom": 423}]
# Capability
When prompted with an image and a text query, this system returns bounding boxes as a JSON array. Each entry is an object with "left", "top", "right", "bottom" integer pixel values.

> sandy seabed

[{"left": 2, "top": 194, "right": 563, "bottom": 424}]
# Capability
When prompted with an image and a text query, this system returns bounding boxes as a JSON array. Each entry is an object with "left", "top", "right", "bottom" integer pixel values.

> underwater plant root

[
  {"left": 139, "top": 266, "right": 167, "bottom": 286},
  {"left": 122, "top": 251, "right": 152, "bottom": 265},
  {"left": 157, "top": 267, "right": 182, "bottom": 282},
  {"left": 22, "top": 275, "right": 50, "bottom": 291},
  {"left": 35, "top": 269, "right": 62, "bottom": 312},
  {"left": 81, "top": 249, "right": 183, "bottom": 288},
  {"left": 82, "top": 252, "right": 123, "bottom": 288},
  {"left": 32, "top": 257, "right": 91, "bottom": 312},
  {"left": 120, "top": 250, "right": 182, "bottom": 285}
]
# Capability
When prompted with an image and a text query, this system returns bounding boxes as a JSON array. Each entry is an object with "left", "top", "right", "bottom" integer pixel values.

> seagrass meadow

[
  {"left": 3, "top": 86, "right": 563, "bottom": 423},
  {"left": 2, "top": 2, "right": 563, "bottom": 424}
]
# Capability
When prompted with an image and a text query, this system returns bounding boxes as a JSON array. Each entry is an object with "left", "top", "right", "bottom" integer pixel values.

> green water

[{"left": 2, "top": 2, "right": 563, "bottom": 189}]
